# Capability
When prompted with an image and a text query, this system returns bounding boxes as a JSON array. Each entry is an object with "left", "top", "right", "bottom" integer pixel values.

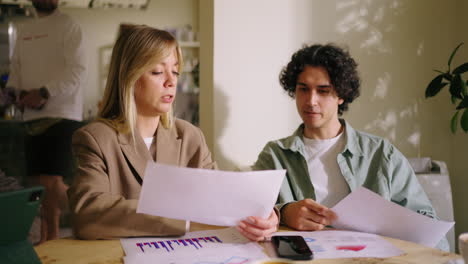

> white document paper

[
  {"left": 121, "top": 228, "right": 268, "bottom": 264},
  {"left": 137, "top": 163, "right": 285, "bottom": 226},
  {"left": 123, "top": 243, "right": 267, "bottom": 264},
  {"left": 331, "top": 187, "right": 454, "bottom": 248},
  {"left": 272, "top": 230, "right": 404, "bottom": 259}
]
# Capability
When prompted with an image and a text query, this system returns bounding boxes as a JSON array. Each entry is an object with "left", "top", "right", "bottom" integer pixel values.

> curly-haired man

[{"left": 253, "top": 44, "right": 448, "bottom": 250}]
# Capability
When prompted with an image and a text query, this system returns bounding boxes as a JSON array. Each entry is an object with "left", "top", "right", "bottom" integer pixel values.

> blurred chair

[{"left": 409, "top": 158, "right": 455, "bottom": 252}]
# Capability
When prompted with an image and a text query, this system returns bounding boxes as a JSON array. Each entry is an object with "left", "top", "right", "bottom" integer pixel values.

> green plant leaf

[
  {"left": 425, "top": 74, "right": 447, "bottom": 98},
  {"left": 448, "top": 42, "right": 464, "bottom": 70},
  {"left": 451, "top": 111, "right": 459, "bottom": 133},
  {"left": 453, "top": 62, "right": 468, "bottom": 74},
  {"left": 449, "top": 74, "right": 464, "bottom": 99},
  {"left": 463, "top": 80, "right": 468, "bottom": 96},
  {"left": 451, "top": 95, "right": 459, "bottom": 104},
  {"left": 461, "top": 109, "right": 468, "bottom": 133},
  {"left": 442, "top": 73, "right": 452, "bottom": 82},
  {"left": 456, "top": 97, "right": 468, "bottom": 110}
]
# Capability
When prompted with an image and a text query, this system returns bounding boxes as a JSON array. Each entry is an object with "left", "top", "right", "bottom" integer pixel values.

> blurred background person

[{"left": 6, "top": 0, "right": 86, "bottom": 243}]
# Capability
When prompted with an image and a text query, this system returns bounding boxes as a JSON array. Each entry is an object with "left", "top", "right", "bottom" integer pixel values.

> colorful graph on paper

[
  {"left": 121, "top": 228, "right": 268, "bottom": 264},
  {"left": 123, "top": 239, "right": 267, "bottom": 264},
  {"left": 136, "top": 236, "right": 223, "bottom": 253},
  {"left": 121, "top": 227, "right": 249, "bottom": 256}
]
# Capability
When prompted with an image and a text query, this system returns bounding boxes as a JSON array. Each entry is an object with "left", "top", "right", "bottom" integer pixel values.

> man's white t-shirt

[{"left": 303, "top": 131, "right": 350, "bottom": 207}]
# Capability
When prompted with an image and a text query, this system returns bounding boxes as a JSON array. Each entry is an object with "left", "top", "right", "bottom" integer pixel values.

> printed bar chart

[{"left": 136, "top": 236, "right": 223, "bottom": 253}]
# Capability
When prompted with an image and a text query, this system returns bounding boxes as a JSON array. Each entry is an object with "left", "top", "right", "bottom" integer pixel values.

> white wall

[
  {"left": 207, "top": 0, "right": 466, "bottom": 245},
  {"left": 61, "top": 0, "right": 198, "bottom": 119},
  {"left": 211, "top": 0, "right": 301, "bottom": 170}
]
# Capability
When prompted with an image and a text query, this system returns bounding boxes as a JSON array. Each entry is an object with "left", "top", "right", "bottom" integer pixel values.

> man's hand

[
  {"left": 282, "top": 199, "right": 337, "bottom": 231},
  {"left": 236, "top": 210, "right": 279, "bottom": 241},
  {"left": 19, "top": 89, "right": 47, "bottom": 109}
]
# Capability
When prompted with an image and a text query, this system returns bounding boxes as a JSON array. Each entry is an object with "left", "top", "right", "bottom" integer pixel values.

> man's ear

[{"left": 338, "top": 98, "right": 344, "bottom": 105}]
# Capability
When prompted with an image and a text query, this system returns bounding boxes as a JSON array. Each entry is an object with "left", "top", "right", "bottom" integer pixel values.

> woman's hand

[{"left": 236, "top": 210, "right": 279, "bottom": 241}]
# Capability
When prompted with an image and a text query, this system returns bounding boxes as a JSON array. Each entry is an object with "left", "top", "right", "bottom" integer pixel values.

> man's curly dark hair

[{"left": 279, "top": 43, "right": 361, "bottom": 115}]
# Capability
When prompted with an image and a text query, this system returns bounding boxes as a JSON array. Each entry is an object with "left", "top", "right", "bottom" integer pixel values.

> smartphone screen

[{"left": 271, "top": 235, "right": 313, "bottom": 260}]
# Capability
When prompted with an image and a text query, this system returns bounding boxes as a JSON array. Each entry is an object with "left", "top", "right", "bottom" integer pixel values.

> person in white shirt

[{"left": 7, "top": 0, "right": 86, "bottom": 243}]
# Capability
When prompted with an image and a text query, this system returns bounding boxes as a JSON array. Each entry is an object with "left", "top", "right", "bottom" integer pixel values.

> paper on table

[
  {"left": 123, "top": 243, "right": 267, "bottom": 264},
  {"left": 273, "top": 230, "right": 404, "bottom": 259},
  {"left": 121, "top": 228, "right": 268, "bottom": 264},
  {"left": 331, "top": 187, "right": 454, "bottom": 248},
  {"left": 137, "top": 163, "right": 285, "bottom": 226},
  {"left": 120, "top": 227, "right": 249, "bottom": 256}
]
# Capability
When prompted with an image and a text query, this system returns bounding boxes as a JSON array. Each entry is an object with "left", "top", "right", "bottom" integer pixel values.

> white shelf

[{"left": 179, "top": 41, "right": 200, "bottom": 48}]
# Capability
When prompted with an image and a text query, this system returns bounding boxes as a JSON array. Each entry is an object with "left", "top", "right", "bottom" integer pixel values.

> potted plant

[{"left": 425, "top": 42, "right": 468, "bottom": 133}]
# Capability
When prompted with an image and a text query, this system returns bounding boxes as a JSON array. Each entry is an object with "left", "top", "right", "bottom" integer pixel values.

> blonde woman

[{"left": 68, "top": 24, "right": 278, "bottom": 240}]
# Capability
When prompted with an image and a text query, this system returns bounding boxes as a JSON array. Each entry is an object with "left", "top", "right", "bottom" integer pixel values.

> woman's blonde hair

[{"left": 98, "top": 23, "right": 183, "bottom": 138}]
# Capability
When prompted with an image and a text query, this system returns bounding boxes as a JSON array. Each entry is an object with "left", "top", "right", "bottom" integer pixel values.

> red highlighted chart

[{"left": 336, "top": 245, "right": 367, "bottom": 252}]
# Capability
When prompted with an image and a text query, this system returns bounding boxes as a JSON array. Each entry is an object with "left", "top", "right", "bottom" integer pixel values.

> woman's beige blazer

[{"left": 68, "top": 119, "right": 216, "bottom": 239}]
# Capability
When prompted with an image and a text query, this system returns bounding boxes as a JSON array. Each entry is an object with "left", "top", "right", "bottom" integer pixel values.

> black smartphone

[{"left": 271, "top": 235, "right": 313, "bottom": 260}]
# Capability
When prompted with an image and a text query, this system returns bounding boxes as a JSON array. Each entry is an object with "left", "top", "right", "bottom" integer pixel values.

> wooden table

[{"left": 35, "top": 223, "right": 461, "bottom": 264}]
